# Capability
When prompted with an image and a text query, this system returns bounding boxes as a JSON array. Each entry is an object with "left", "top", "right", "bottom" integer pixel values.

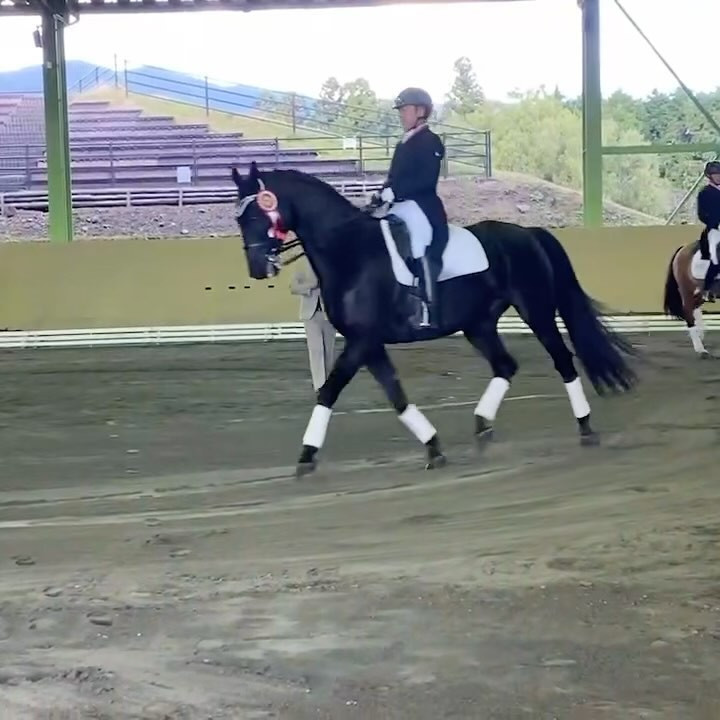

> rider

[
  {"left": 374, "top": 87, "right": 448, "bottom": 329},
  {"left": 697, "top": 160, "right": 720, "bottom": 300}
]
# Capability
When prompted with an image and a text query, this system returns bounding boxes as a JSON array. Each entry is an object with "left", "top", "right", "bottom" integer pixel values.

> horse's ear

[
  {"left": 231, "top": 167, "right": 242, "bottom": 188},
  {"left": 249, "top": 161, "right": 260, "bottom": 181}
]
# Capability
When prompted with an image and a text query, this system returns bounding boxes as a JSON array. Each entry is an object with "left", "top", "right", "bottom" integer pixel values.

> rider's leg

[
  {"left": 703, "top": 228, "right": 720, "bottom": 297},
  {"left": 422, "top": 223, "right": 449, "bottom": 327},
  {"left": 700, "top": 228, "right": 710, "bottom": 260},
  {"left": 388, "top": 200, "right": 432, "bottom": 260},
  {"left": 703, "top": 262, "right": 719, "bottom": 296}
]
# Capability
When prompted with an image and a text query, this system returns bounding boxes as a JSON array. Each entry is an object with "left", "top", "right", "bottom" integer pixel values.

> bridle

[{"left": 235, "top": 179, "right": 304, "bottom": 265}]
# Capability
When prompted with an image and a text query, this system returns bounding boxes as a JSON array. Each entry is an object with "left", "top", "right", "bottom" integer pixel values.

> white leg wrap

[
  {"left": 302, "top": 405, "right": 332, "bottom": 448},
  {"left": 564, "top": 377, "right": 591, "bottom": 419},
  {"left": 474, "top": 377, "right": 510, "bottom": 422},
  {"left": 693, "top": 308, "right": 705, "bottom": 339},
  {"left": 399, "top": 404, "right": 436, "bottom": 445},
  {"left": 689, "top": 325, "right": 707, "bottom": 354}
]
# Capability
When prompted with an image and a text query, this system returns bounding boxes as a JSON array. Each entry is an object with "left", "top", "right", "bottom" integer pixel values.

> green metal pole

[
  {"left": 581, "top": 0, "right": 603, "bottom": 227},
  {"left": 42, "top": 6, "right": 73, "bottom": 244}
]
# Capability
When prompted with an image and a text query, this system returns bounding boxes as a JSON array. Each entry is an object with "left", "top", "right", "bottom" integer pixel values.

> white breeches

[
  {"left": 390, "top": 200, "right": 432, "bottom": 259},
  {"left": 709, "top": 228, "right": 720, "bottom": 264},
  {"left": 304, "top": 311, "right": 337, "bottom": 391}
]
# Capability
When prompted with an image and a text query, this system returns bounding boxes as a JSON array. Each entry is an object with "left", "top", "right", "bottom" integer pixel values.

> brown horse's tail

[{"left": 663, "top": 246, "right": 685, "bottom": 321}]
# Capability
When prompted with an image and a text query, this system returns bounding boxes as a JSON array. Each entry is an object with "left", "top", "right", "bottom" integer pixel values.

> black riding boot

[
  {"left": 419, "top": 255, "right": 442, "bottom": 329},
  {"left": 704, "top": 261, "right": 719, "bottom": 301},
  {"left": 700, "top": 229, "right": 711, "bottom": 260}
]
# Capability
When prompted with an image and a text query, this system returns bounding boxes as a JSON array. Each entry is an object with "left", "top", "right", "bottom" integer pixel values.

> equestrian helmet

[
  {"left": 704, "top": 160, "right": 720, "bottom": 177},
  {"left": 393, "top": 87, "right": 433, "bottom": 116}
]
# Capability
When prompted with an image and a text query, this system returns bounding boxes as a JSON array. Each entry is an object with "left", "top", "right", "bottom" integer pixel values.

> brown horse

[{"left": 663, "top": 239, "right": 714, "bottom": 356}]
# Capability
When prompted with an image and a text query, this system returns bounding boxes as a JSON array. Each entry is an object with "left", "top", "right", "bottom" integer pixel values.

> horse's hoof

[
  {"left": 475, "top": 427, "right": 494, "bottom": 445},
  {"left": 474, "top": 415, "right": 493, "bottom": 436},
  {"left": 425, "top": 453, "right": 447, "bottom": 470},
  {"left": 424, "top": 435, "right": 446, "bottom": 470},
  {"left": 580, "top": 432, "right": 600, "bottom": 447},
  {"left": 699, "top": 350, "right": 712, "bottom": 360},
  {"left": 295, "top": 461, "right": 316, "bottom": 478}
]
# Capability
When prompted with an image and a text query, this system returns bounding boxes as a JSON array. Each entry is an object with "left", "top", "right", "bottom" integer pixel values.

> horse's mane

[
  {"left": 269, "top": 168, "right": 379, "bottom": 235},
  {"left": 270, "top": 169, "right": 360, "bottom": 211}
]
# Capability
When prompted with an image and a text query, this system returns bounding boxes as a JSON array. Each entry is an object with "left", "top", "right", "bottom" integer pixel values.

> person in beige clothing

[{"left": 290, "top": 261, "right": 336, "bottom": 391}]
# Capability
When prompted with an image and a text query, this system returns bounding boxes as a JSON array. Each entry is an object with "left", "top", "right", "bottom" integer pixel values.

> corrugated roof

[{"left": 0, "top": 0, "right": 523, "bottom": 17}]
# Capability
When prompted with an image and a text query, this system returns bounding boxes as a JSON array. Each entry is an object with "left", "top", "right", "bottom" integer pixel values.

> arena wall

[{"left": 0, "top": 224, "right": 703, "bottom": 331}]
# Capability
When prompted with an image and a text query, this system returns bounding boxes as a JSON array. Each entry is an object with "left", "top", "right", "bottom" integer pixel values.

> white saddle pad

[
  {"left": 380, "top": 220, "right": 489, "bottom": 286},
  {"left": 691, "top": 250, "right": 711, "bottom": 280}
]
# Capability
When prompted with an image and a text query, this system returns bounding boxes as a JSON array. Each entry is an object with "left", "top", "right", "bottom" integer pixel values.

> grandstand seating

[{"left": 0, "top": 95, "right": 360, "bottom": 193}]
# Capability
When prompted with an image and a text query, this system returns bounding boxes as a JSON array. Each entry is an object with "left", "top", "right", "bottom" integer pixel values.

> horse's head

[{"left": 232, "top": 162, "right": 296, "bottom": 280}]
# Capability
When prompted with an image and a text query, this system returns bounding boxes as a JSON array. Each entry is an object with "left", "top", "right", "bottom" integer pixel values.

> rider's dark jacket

[
  {"left": 698, "top": 184, "right": 720, "bottom": 230},
  {"left": 384, "top": 124, "right": 448, "bottom": 258},
  {"left": 697, "top": 184, "right": 720, "bottom": 261}
]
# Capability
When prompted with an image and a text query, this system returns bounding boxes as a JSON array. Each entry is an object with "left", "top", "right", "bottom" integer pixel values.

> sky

[{"left": 0, "top": 0, "right": 717, "bottom": 102}]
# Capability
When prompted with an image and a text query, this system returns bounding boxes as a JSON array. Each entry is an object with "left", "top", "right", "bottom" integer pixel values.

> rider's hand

[
  {"left": 363, "top": 191, "right": 382, "bottom": 212},
  {"left": 380, "top": 186, "right": 395, "bottom": 204}
]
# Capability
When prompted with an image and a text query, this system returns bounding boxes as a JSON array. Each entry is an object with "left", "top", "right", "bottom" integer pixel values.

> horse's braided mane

[
  {"left": 270, "top": 168, "right": 377, "bottom": 231},
  {"left": 271, "top": 169, "right": 357, "bottom": 209}
]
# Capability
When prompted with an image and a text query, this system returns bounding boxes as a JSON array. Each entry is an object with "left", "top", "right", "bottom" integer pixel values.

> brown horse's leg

[
  {"left": 692, "top": 295, "right": 706, "bottom": 340},
  {"left": 683, "top": 284, "right": 708, "bottom": 355},
  {"left": 669, "top": 246, "right": 710, "bottom": 355}
]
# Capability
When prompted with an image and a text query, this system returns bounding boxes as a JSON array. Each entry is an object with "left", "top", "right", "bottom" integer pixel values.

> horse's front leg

[
  {"left": 686, "top": 299, "right": 709, "bottom": 357},
  {"left": 364, "top": 345, "right": 445, "bottom": 470},
  {"left": 296, "top": 339, "right": 366, "bottom": 477}
]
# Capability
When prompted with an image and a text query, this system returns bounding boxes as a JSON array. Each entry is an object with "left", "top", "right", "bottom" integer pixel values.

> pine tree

[{"left": 446, "top": 56, "right": 485, "bottom": 117}]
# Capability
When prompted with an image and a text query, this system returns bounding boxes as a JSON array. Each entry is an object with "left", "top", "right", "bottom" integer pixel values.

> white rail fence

[{"left": 0, "top": 315, "right": 709, "bottom": 350}]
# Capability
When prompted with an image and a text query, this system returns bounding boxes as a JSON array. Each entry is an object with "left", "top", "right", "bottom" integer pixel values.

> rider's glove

[{"left": 380, "top": 186, "right": 395, "bottom": 204}]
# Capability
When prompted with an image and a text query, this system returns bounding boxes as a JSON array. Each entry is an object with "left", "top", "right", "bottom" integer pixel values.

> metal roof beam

[{"left": 0, "top": 0, "right": 524, "bottom": 16}]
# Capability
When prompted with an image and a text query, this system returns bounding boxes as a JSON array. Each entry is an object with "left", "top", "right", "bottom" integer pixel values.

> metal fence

[
  {"left": 0, "top": 130, "right": 486, "bottom": 196},
  {"left": 70, "top": 62, "right": 493, "bottom": 176},
  {"left": 0, "top": 63, "right": 492, "bottom": 203}
]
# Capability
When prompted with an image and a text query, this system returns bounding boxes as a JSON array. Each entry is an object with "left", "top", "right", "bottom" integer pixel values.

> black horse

[{"left": 232, "top": 163, "right": 637, "bottom": 476}]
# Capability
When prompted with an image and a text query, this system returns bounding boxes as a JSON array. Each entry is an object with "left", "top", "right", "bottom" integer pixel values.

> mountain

[
  {"left": 0, "top": 62, "right": 271, "bottom": 114},
  {"left": 125, "top": 65, "right": 267, "bottom": 113},
  {"left": 0, "top": 61, "right": 100, "bottom": 93}
]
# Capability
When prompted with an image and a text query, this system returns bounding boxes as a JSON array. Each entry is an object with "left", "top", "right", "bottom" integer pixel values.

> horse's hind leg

[
  {"left": 516, "top": 302, "right": 599, "bottom": 446},
  {"left": 464, "top": 320, "right": 519, "bottom": 443},
  {"left": 364, "top": 345, "right": 445, "bottom": 469}
]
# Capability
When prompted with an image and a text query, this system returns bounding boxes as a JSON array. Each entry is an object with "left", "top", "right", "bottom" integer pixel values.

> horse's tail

[
  {"left": 662, "top": 246, "right": 685, "bottom": 321},
  {"left": 531, "top": 227, "right": 638, "bottom": 395}
]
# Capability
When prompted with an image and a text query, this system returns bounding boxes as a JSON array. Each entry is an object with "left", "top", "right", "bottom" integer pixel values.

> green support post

[
  {"left": 581, "top": 0, "right": 603, "bottom": 227},
  {"left": 42, "top": 6, "right": 73, "bottom": 243}
]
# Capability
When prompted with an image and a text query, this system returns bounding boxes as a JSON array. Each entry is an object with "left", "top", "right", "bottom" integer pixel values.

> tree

[
  {"left": 258, "top": 90, "right": 292, "bottom": 124},
  {"left": 446, "top": 56, "right": 485, "bottom": 117},
  {"left": 336, "top": 78, "right": 381, "bottom": 133},
  {"left": 316, "top": 76, "right": 385, "bottom": 134},
  {"left": 455, "top": 87, "right": 673, "bottom": 217},
  {"left": 316, "top": 77, "right": 346, "bottom": 126}
]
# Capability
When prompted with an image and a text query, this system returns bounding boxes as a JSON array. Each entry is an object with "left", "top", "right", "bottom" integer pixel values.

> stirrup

[
  {"left": 418, "top": 301, "right": 441, "bottom": 328},
  {"left": 419, "top": 302, "right": 430, "bottom": 327}
]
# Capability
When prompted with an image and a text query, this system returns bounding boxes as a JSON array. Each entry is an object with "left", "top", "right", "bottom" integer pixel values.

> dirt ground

[{"left": 0, "top": 333, "right": 719, "bottom": 719}]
